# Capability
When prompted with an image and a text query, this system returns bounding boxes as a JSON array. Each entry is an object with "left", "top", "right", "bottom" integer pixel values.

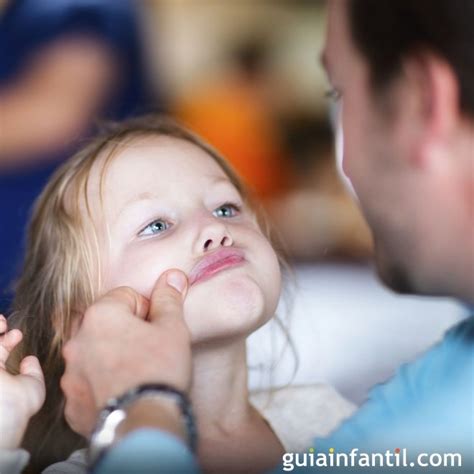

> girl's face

[{"left": 87, "top": 136, "right": 281, "bottom": 344}]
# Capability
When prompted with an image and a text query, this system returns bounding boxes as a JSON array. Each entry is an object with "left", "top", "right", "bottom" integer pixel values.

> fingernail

[{"left": 166, "top": 271, "right": 187, "bottom": 295}]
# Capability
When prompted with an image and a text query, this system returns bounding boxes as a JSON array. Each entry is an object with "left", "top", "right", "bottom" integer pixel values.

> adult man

[{"left": 61, "top": 0, "right": 473, "bottom": 472}]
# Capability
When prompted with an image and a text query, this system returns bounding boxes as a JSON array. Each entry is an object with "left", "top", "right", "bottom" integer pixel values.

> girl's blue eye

[
  {"left": 213, "top": 203, "right": 240, "bottom": 218},
  {"left": 139, "top": 219, "right": 170, "bottom": 237}
]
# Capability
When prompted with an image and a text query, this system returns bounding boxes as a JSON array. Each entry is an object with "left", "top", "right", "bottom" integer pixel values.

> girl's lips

[{"left": 189, "top": 248, "right": 246, "bottom": 286}]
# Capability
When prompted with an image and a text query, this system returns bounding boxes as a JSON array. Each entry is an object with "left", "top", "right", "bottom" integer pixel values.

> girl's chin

[{"left": 183, "top": 276, "right": 272, "bottom": 343}]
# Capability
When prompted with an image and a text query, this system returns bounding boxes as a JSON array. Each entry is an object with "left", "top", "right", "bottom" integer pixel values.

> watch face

[{"left": 89, "top": 407, "right": 127, "bottom": 466}]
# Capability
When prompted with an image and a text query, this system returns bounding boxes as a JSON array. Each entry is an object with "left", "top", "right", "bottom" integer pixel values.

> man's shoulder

[
  {"left": 331, "top": 316, "right": 473, "bottom": 436},
  {"left": 379, "top": 316, "right": 473, "bottom": 401},
  {"left": 312, "top": 317, "right": 473, "bottom": 461},
  {"left": 414, "top": 314, "right": 473, "bottom": 382}
]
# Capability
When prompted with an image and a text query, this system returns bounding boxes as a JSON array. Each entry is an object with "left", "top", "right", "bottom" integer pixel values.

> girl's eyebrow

[
  {"left": 207, "top": 175, "right": 232, "bottom": 186},
  {"left": 113, "top": 192, "right": 159, "bottom": 226},
  {"left": 123, "top": 191, "right": 157, "bottom": 208},
  {"left": 115, "top": 176, "right": 235, "bottom": 223},
  {"left": 122, "top": 176, "right": 231, "bottom": 209}
]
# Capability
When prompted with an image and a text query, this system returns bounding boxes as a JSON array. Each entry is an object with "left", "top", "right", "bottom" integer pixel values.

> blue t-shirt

[{"left": 95, "top": 316, "right": 473, "bottom": 473}]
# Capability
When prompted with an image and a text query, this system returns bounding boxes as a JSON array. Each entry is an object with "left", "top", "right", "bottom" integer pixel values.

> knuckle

[
  {"left": 113, "top": 286, "right": 138, "bottom": 306},
  {"left": 104, "top": 286, "right": 143, "bottom": 315},
  {"left": 114, "top": 285, "right": 136, "bottom": 299},
  {"left": 154, "top": 289, "right": 180, "bottom": 312},
  {"left": 59, "top": 373, "right": 70, "bottom": 394},
  {"left": 82, "top": 304, "right": 100, "bottom": 324},
  {"left": 63, "top": 404, "right": 79, "bottom": 433},
  {"left": 135, "top": 293, "right": 149, "bottom": 319}
]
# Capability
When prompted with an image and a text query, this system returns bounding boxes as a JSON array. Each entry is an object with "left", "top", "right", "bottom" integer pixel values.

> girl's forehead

[
  {"left": 100, "top": 135, "right": 228, "bottom": 183},
  {"left": 85, "top": 135, "right": 233, "bottom": 212}
]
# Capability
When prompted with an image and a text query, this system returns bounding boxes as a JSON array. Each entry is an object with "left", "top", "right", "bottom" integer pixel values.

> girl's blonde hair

[{"left": 10, "top": 115, "right": 273, "bottom": 471}]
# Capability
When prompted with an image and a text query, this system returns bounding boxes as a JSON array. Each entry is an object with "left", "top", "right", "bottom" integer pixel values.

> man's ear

[{"left": 402, "top": 52, "right": 460, "bottom": 168}]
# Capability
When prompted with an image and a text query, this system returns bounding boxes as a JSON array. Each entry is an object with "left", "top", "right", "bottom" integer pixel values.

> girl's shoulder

[{"left": 250, "top": 384, "right": 357, "bottom": 453}]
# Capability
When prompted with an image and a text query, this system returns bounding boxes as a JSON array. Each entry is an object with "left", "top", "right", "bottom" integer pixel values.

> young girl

[{"left": 7, "top": 116, "right": 355, "bottom": 473}]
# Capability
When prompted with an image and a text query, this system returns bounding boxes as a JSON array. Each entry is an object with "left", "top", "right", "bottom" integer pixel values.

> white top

[
  {"left": 250, "top": 383, "right": 356, "bottom": 453},
  {"left": 1, "top": 383, "right": 356, "bottom": 473}
]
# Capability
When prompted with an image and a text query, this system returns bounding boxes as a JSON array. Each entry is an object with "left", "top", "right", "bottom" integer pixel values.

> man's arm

[
  {"left": 61, "top": 270, "right": 200, "bottom": 472},
  {"left": 94, "top": 429, "right": 199, "bottom": 474}
]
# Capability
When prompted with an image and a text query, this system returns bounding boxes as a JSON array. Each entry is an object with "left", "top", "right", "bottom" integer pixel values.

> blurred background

[{"left": 0, "top": 0, "right": 468, "bottom": 404}]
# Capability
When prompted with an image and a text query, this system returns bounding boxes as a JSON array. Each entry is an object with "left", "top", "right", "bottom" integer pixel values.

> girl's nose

[{"left": 196, "top": 220, "right": 233, "bottom": 254}]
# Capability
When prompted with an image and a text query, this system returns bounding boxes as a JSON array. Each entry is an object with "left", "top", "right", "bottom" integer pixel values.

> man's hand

[
  {"left": 0, "top": 315, "right": 46, "bottom": 449},
  {"left": 61, "top": 270, "right": 191, "bottom": 437}
]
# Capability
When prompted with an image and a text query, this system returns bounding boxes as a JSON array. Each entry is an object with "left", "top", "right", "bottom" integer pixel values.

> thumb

[{"left": 149, "top": 269, "right": 188, "bottom": 326}]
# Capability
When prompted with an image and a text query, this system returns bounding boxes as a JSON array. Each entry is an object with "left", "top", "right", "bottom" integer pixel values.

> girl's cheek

[{"left": 125, "top": 253, "right": 179, "bottom": 299}]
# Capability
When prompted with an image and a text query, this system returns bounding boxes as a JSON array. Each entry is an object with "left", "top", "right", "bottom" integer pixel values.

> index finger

[
  {"left": 74, "top": 287, "right": 150, "bottom": 338},
  {"left": 96, "top": 286, "right": 150, "bottom": 321}
]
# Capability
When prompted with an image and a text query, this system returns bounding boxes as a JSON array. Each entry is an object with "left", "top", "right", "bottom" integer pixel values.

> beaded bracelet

[{"left": 89, "top": 383, "right": 197, "bottom": 468}]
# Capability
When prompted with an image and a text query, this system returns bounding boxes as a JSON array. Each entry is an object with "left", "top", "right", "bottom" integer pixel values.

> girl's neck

[
  {"left": 190, "top": 337, "right": 254, "bottom": 435},
  {"left": 190, "top": 337, "right": 285, "bottom": 474}
]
